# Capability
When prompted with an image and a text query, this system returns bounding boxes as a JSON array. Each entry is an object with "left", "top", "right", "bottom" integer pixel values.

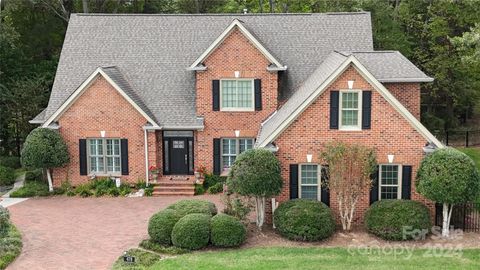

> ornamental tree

[
  {"left": 321, "top": 142, "right": 377, "bottom": 231},
  {"left": 21, "top": 128, "right": 69, "bottom": 192},
  {"left": 227, "top": 149, "right": 283, "bottom": 229},
  {"left": 416, "top": 148, "right": 480, "bottom": 237}
]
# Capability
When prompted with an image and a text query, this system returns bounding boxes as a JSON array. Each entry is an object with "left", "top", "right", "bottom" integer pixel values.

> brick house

[{"left": 32, "top": 12, "right": 443, "bottom": 223}]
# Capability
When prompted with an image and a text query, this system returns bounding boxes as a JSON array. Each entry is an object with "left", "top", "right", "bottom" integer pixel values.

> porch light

[
  {"left": 306, "top": 154, "right": 313, "bottom": 163},
  {"left": 387, "top": 154, "right": 394, "bottom": 164},
  {"left": 347, "top": 80, "right": 355, "bottom": 89},
  {"left": 235, "top": 130, "right": 240, "bottom": 137},
  {"left": 100, "top": 130, "right": 106, "bottom": 138},
  {"left": 234, "top": 71, "right": 240, "bottom": 78}
]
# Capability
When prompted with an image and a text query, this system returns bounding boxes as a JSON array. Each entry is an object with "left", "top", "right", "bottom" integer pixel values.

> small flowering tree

[
  {"left": 321, "top": 142, "right": 377, "bottom": 231},
  {"left": 227, "top": 149, "right": 283, "bottom": 229}
]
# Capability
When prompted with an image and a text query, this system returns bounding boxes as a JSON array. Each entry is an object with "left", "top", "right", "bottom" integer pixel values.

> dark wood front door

[{"left": 170, "top": 138, "right": 189, "bottom": 174}]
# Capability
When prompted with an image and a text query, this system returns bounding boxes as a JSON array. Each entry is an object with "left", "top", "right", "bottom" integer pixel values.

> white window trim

[
  {"left": 378, "top": 164, "right": 402, "bottom": 200},
  {"left": 220, "top": 138, "right": 255, "bottom": 171},
  {"left": 220, "top": 79, "right": 255, "bottom": 112},
  {"left": 87, "top": 138, "right": 122, "bottom": 176},
  {"left": 339, "top": 89, "right": 362, "bottom": 131},
  {"left": 298, "top": 163, "right": 322, "bottom": 201}
]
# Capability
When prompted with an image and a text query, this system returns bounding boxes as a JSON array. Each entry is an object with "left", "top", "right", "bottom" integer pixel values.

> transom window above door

[
  {"left": 220, "top": 79, "right": 254, "bottom": 111},
  {"left": 339, "top": 90, "right": 362, "bottom": 130},
  {"left": 221, "top": 138, "right": 254, "bottom": 169},
  {"left": 88, "top": 138, "right": 121, "bottom": 175},
  {"left": 379, "top": 164, "right": 401, "bottom": 199}
]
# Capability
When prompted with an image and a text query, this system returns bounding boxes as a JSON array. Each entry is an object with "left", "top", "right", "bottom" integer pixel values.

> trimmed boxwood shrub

[
  {"left": 148, "top": 209, "right": 182, "bottom": 245},
  {"left": 365, "top": 200, "right": 431, "bottom": 241},
  {"left": 0, "top": 166, "right": 15, "bottom": 186},
  {"left": 274, "top": 199, "right": 335, "bottom": 241},
  {"left": 166, "top": 199, "right": 217, "bottom": 217},
  {"left": 210, "top": 214, "right": 246, "bottom": 247},
  {"left": 171, "top": 213, "right": 211, "bottom": 250},
  {"left": 0, "top": 206, "right": 9, "bottom": 237}
]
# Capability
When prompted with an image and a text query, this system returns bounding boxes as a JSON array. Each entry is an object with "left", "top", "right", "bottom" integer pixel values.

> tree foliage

[
  {"left": 416, "top": 148, "right": 480, "bottom": 237},
  {"left": 228, "top": 148, "right": 282, "bottom": 229},
  {"left": 1, "top": 0, "right": 480, "bottom": 154},
  {"left": 21, "top": 128, "right": 69, "bottom": 169},
  {"left": 321, "top": 142, "right": 377, "bottom": 231}
]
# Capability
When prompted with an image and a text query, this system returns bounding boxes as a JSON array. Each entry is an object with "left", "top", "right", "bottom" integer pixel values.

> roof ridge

[{"left": 72, "top": 12, "right": 369, "bottom": 17}]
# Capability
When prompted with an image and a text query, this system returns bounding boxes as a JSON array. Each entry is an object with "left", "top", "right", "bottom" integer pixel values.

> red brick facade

[
  {"left": 272, "top": 66, "right": 433, "bottom": 224},
  {"left": 195, "top": 28, "right": 278, "bottom": 172},
  {"left": 52, "top": 76, "right": 157, "bottom": 186},
  {"left": 51, "top": 27, "right": 433, "bottom": 225}
]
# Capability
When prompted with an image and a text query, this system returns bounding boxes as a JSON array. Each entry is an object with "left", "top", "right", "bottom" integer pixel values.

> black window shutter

[
  {"left": 362, "top": 91, "right": 372, "bottom": 129},
  {"left": 321, "top": 165, "right": 330, "bottom": 206},
  {"left": 212, "top": 80, "right": 220, "bottom": 111},
  {"left": 289, "top": 164, "right": 299, "bottom": 199},
  {"left": 401, "top": 165, "right": 412, "bottom": 200},
  {"left": 369, "top": 165, "right": 379, "bottom": 204},
  {"left": 213, "top": 138, "right": 221, "bottom": 175},
  {"left": 121, "top": 139, "right": 129, "bottom": 175},
  {"left": 79, "top": 139, "right": 87, "bottom": 176},
  {"left": 254, "top": 79, "right": 262, "bottom": 111},
  {"left": 330, "top": 91, "right": 339, "bottom": 129}
]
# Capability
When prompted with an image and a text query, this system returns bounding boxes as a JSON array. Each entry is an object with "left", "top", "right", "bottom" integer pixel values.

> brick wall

[
  {"left": 195, "top": 28, "right": 278, "bottom": 172},
  {"left": 385, "top": 83, "right": 421, "bottom": 120},
  {"left": 52, "top": 76, "right": 156, "bottom": 186},
  {"left": 272, "top": 65, "right": 433, "bottom": 225}
]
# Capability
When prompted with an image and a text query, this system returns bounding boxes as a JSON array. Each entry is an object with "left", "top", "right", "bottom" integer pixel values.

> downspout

[{"left": 144, "top": 129, "right": 149, "bottom": 186}]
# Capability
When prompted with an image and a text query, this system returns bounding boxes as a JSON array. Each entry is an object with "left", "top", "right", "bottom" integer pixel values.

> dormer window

[{"left": 220, "top": 79, "right": 254, "bottom": 111}]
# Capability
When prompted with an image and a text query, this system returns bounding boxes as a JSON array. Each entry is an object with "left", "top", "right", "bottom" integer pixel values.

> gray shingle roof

[
  {"left": 39, "top": 12, "right": 374, "bottom": 126},
  {"left": 100, "top": 66, "right": 159, "bottom": 125}
]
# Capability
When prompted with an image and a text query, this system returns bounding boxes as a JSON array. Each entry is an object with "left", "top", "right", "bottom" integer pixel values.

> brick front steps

[{"left": 151, "top": 176, "right": 195, "bottom": 196}]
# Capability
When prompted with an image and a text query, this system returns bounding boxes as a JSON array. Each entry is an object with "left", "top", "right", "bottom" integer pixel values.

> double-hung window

[
  {"left": 339, "top": 90, "right": 362, "bottom": 130},
  {"left": 379, "top": 164, "right": 402, "bottom": 199},
  {"left": 299, "top": 164, "right": 321, "bottom": 200},
  {"left": 221, "top": 138, "right": 254, "bottom": 169},
  {"left": 88, "top": 138, "right": 121, "bottom": 175},
  {"left": 220, "top": 79, "right": 254, "bottom": 111}
]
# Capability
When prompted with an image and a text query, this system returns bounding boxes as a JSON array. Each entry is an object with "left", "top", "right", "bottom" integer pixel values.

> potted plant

[
  {"left": 149, "top": 165, "right": 160, "bottom": 183},
  {"left": 194, "top": 166, "right": 207, "bottom": 183}
]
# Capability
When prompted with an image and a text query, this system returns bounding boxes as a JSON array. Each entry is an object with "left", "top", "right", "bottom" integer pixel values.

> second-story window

[
  {"left": 220, "top": 79, "right": 254, "bottom": 111},
  {"left": 339, "top": 90, "right": 362, "bottom": 130}
]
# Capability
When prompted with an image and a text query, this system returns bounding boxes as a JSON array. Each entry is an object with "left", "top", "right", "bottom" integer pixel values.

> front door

[{"left": 170, "top": 138, "right": 189, "bottom": 174}]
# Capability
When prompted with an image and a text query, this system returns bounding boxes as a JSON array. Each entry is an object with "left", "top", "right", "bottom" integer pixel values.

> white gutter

[{"left": 144, "top": 129, "right": 149, "bottom": 186}]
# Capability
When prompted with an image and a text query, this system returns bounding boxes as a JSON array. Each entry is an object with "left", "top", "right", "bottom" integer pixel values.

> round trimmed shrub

[
  {"left": 211, "top": 214, "right": 246, "bottom": 247},
  {"left": 171, "top": 213, "right": 211, "bottom": 250},
  {"left": 148, "top": 209, "right": 182, "bottom": 245},
  {"left": 0, "top": 166, "right": 15, "bottom": 186},
  {"left": 365, "top": 200, "right": 431, "bottom": 241},
  {"left": 167, "top": 199, "right": 217, "bottom": 217},
  {"left": 274, "top": 199, "right": 335, "bottom": 241},
  {"left": 0, "top": 206, "right": 10, "bottom": 237}
]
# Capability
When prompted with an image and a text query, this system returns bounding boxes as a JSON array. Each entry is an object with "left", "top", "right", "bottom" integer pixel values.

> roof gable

[
  {"left": 188, "top": 19, "right": 285, "bottom": 70},
  {"left": 256, "top": 54, "right": 443, "bottom": 148},
  {"left": 42, "top": 67, "right": 160, "bottom": 128}
]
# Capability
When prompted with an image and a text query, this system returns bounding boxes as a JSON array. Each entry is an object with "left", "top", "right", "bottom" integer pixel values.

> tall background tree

[{"left": 1, "top": 0, "right": 479, "bottom": 155}]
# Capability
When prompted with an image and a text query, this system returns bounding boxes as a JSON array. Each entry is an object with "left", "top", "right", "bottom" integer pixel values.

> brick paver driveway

[{"left": 7, "top": 195, "right": 222, "bottom": 270}]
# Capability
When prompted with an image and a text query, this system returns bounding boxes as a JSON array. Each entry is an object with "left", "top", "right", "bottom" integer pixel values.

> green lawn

[
  {"left": 458, "top": 148, "right": 480, "bottom": 170},
  {"left": 113, "top": 247, "right": 480, "bottom": 270}
]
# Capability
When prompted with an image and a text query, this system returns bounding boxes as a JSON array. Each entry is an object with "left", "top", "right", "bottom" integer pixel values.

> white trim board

[
  {"left": 42, "top": 68, "right": 160, "bottom": 128},
  {"left": 188, "top": 19, "right": 285, "bottom": 70},
  {"left": 258, "top": 55, "right": 444, "bottom": 148}
]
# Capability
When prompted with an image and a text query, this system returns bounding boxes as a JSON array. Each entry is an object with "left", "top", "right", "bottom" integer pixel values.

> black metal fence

[
  {"left": 435, "top": 203, "right": 480, "bottom": 232},
  {"left": 434, "top": 130, "right": 480, "bottom": 147}
]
